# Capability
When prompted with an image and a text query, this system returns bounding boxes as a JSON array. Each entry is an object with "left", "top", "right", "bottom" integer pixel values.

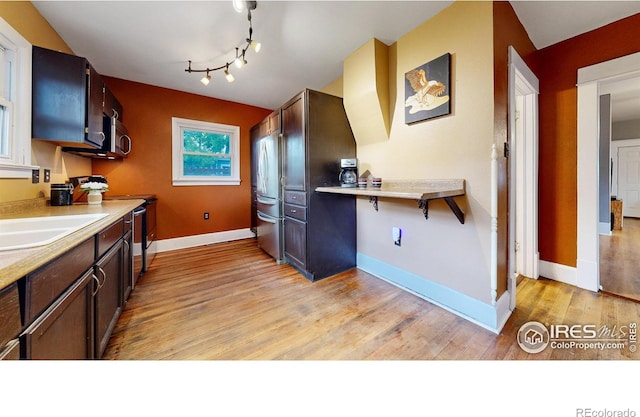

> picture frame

[{"left": 404, "top": 52, "right": 451, "bottom": 124}]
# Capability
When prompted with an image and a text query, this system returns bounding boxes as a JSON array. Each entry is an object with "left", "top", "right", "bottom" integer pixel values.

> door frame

[
  {"left": 611, "top": 140, "right": 640, "bottom": 216},
  {"left": 577, "top": 51, "right": 640, "bottom": 292},
  {"left": 508, "top": 46, "right": 539, "bottom": 309}
]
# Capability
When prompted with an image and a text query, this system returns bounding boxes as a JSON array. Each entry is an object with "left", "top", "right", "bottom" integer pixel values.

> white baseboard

[
  {"left": 357, "top": 253, "right": 505, "bottom": 334},
  {"left": 538, "top": 260, "right": 577, "bottom": 286},
  {"left": 599, "top": 222, "right": 612, "bottom": 235},
  {"left": 156, "top": 228, "right": 255, "bottom": 253}
]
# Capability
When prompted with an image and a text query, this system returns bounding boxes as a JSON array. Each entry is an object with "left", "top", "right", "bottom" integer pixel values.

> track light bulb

[
  {"left": 201, "top": 74, "right": 211, "bottom": 85},
  {"left": 232, "top": 0, "right": 245, "bottom": 13},
  {"left": 249, "top": 39, "right": 261, "bottom": 53},
  {"left": 225, "top": 69, "right": 235, "bottom": 83}
]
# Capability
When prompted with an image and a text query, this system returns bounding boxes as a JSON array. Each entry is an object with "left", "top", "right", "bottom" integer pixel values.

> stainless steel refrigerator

[{"left": 255, "top": 132, "right": 284, "bottom": 263}]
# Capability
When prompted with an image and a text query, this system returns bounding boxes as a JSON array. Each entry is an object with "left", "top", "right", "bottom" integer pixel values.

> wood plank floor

[
  {"left": 103, "top": 239, "right": 640, "bottom": 360},
  {"left": 600, "top": 217, "right": 640, "bottom": 301}
]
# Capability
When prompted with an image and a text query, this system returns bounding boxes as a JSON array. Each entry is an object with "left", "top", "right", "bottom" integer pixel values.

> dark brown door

[
  {"left": 22, "top": 270, "right": 94, "bottom": 360},
  {"left": 282, "top": 95, "right": 306, "bottom": 191},
  {"left": 95, "top": 241, "right": 123, "bottom": 359},
  {"left": 87, "top": 64, "right": 106, "bottom": 147},
  {"left": 284, "top": 216, "right": 306, "bottom": 270}
]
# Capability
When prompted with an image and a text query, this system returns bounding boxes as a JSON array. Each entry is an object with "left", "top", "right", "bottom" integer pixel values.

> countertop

[
  {"left": 315, "top": 179, "right": 465, "bottom": 200},
  {"left": 0, "top": 199, "right": 144, "bottom": 291}
]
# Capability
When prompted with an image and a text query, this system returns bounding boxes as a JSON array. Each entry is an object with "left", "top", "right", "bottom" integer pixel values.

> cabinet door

[
  {"left": 32, "top": 46, "right": 88, "bottom": 144},
  {"left": 86, "top": 64, "right": 106, "bottom": 148},
  {"left": 95, "top": 240, "right": 123, "bottom": 359},
  {"left": 282, "top": 95, "right": 306, "bottom": 191},
  {"left": 21, "top": 270, "right": 94, "bottom": 360},
  {"left": 284, "top": 216, "right": 306, "bottom": 270}
]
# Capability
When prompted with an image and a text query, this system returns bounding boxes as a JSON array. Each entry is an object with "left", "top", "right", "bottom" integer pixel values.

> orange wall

[
  {"left": 93, "top": 78, "right": 270, "bottom": 240},
  {"left": 492, "top": 2, "right": 537, "bottom": 292},
  {"left": 537, "top": 13, "right": 640, "bottom": 267}
]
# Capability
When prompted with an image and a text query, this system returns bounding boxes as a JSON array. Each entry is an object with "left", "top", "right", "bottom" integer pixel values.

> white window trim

[
  {"left": 171, "top": 117, "right": 240, "bottom": 186},
  {"left": 0, "top": 17, "right": 36, "bottom": 179}
]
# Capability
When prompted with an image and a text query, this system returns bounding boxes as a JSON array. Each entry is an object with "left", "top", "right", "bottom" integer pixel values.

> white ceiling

[{"left": 32, "top": 1, "right": 640, "bottom": 120}]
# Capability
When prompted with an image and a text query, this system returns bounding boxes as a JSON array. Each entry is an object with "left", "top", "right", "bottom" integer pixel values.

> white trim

[
  {"left": 0, "top": 17, "right": 34, "bottom": 179},
  {"left": 576, "top": 51, "right": 640, "bottom": 293},
  {"left": 156, "top": 228, "right": 255, "bottom": 253},
  {"left": 508, "top": 46, "right": 540, "bottom": 310},
  {"left": 171, "top": 117, "right": 241, "bottom": 186},
  {"left": 490, "top": 144, "right": 498, "bottom": 305},
  {"left": 539, "top": 260, "right": 578, "bottom": 287}
]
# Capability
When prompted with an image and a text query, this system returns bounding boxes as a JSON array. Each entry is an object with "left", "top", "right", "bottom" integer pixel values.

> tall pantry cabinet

[{"left": 280, "top": 89, "right": 357, "bottom": 281}]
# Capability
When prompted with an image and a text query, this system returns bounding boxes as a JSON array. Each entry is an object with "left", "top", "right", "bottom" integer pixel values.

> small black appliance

[{"left": 339, "top": 158, "right": 358, "bottom": 188}]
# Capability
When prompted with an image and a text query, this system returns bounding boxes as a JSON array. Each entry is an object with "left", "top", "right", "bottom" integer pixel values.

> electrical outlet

[
  {"left": 32, "top": 169, "right": 40, "bottom": 184},
  {"left": 393, "top": 227, "right": 401, "bottom": 246},
  {"left": 44, "top": 169, "right": 51, "bottom": 183},
  {"left": 204, "top": 212, "right": 210, "bottom": 220}
]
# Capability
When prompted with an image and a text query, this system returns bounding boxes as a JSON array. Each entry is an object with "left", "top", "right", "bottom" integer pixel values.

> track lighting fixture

[{"left": 185, "top": 1, "right": 260, "bottom": 85}]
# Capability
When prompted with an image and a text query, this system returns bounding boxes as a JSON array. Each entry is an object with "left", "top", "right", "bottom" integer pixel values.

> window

[
  {"left": 0, "top": 17, "right": 35, "bottom": 179},
  {"left": 172, "top": 117, "right": 240, "bottom": 186}
]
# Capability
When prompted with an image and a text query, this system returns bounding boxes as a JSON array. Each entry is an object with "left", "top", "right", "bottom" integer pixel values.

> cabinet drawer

[
  {"left": 25, "top": 237, "right": 94, "bottom": 323},
  {"left": 0, "top": 283, "right": 21, "bottom": 348},
  {"left": 97, "top": 218, "right": 124, "bottom": 258},
  {"left": 284, "top": 204, "right": 307, "bottom": 221},
  {"left": 284, "top": 191, "right": 306, "bottom": 206}
]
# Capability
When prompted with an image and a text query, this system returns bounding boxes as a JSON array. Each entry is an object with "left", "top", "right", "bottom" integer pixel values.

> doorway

[
  {"left": 508, "top": 46, "right": 539, "bottom": 309},
  {"left": 600, "top": 112, "right": 640, "bottom": 302},
  {"left": 577, "top": 51, "right": 640, "bottom": 295}
]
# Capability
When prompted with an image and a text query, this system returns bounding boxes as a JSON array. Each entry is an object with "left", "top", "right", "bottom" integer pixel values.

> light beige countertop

[
  {"left": 316, "top": 179, "right": 465, "bottom": 200},
  {"left": 0, "top": 199, "right": 144, "bottom": 291}
]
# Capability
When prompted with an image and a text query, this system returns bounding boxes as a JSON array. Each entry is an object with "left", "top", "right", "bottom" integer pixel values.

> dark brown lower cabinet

[
  {"left": 284, "top": 216, "right": 306, "bottom": 271},
  {"left": 94, "top": 240, "right": 123, "bottom": 359},
  {"left": 21, "top": 270, "right": 94, "bottom": 360}
]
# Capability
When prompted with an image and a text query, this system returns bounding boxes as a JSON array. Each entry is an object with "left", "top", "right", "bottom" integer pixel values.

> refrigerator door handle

[
  {"left": 257, "top": 140, "right": 269, "bottom": 195},
  {"left": 257, "top": 212, "right": 277, "bottom": 224},
  {"left": 257, "top": 196, "right": 277, "bottom": 205}
]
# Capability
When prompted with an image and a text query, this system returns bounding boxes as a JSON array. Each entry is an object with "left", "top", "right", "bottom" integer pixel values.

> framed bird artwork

[{"left": 404, "top": 52, "right": 451, "bottom": 124}]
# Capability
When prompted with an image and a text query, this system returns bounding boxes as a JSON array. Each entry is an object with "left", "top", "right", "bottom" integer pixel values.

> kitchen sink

[{"left": 0, "top": 213, "right": 109, "bottom": 251}]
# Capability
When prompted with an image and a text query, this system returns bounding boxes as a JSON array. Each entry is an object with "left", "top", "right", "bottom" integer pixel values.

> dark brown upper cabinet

[{"left": 32, "top": 46, "right": 106, "bottom": 148}]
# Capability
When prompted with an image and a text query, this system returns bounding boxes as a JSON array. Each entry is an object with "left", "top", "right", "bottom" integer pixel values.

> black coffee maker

[{"left": 339, "top": 158, "right": 358, "bottom": 188}]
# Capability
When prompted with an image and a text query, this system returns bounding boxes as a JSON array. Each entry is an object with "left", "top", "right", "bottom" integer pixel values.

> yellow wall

[
  {"left": 354, "top": 2, "right": 496, "bottom": 303},
  {"left": 0, "top": 2, "right": 91, "bottom": 203}
]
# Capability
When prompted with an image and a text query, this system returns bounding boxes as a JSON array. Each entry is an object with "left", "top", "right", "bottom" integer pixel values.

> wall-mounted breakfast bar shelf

[{"left": 315, "top": 179, "right": 466, "bottom": 224}]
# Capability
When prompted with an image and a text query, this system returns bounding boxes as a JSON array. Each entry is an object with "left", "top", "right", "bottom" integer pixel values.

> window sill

[
  {"left": 0, "top": 163, "right": 39, "bottom": 179},
  {"left": 172, "top": 178, "right": 240, "bottom": 186}
]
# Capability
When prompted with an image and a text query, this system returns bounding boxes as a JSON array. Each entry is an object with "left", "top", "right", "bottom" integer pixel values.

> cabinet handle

[
  {"left": 122, "top": 135, "right": 132, "bottom": 155},
  {"left": 290, "top": 209, "right": 297, "bottom": 213},
  {"left": 97, "top": 266, "right": 107, "bottom": 291},
  {"left": 91, "top": 274, "right": 101, "bottom": 296},
  {"left": 98, "top": 131, "right": 106, "bottom": 144},
  {"left": 123, "top": 239, "right": 130, "bottom": 252}
]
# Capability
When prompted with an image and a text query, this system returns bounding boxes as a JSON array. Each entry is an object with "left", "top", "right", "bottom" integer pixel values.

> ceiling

[{"left": 32, "top": 1, "right": 640, "bottom": 120}]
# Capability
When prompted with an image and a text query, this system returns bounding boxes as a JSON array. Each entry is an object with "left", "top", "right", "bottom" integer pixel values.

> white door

[{"left": 618, "top": 145, "right": 640, "bottom": 218}]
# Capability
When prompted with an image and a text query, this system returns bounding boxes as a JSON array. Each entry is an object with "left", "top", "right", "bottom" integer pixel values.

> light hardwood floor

[
  {"left": 103, "top": 239, "right": 639, "bottom": 360},
  {"left": 600, "top": 217, "right": 640, "bottom": 302}
]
